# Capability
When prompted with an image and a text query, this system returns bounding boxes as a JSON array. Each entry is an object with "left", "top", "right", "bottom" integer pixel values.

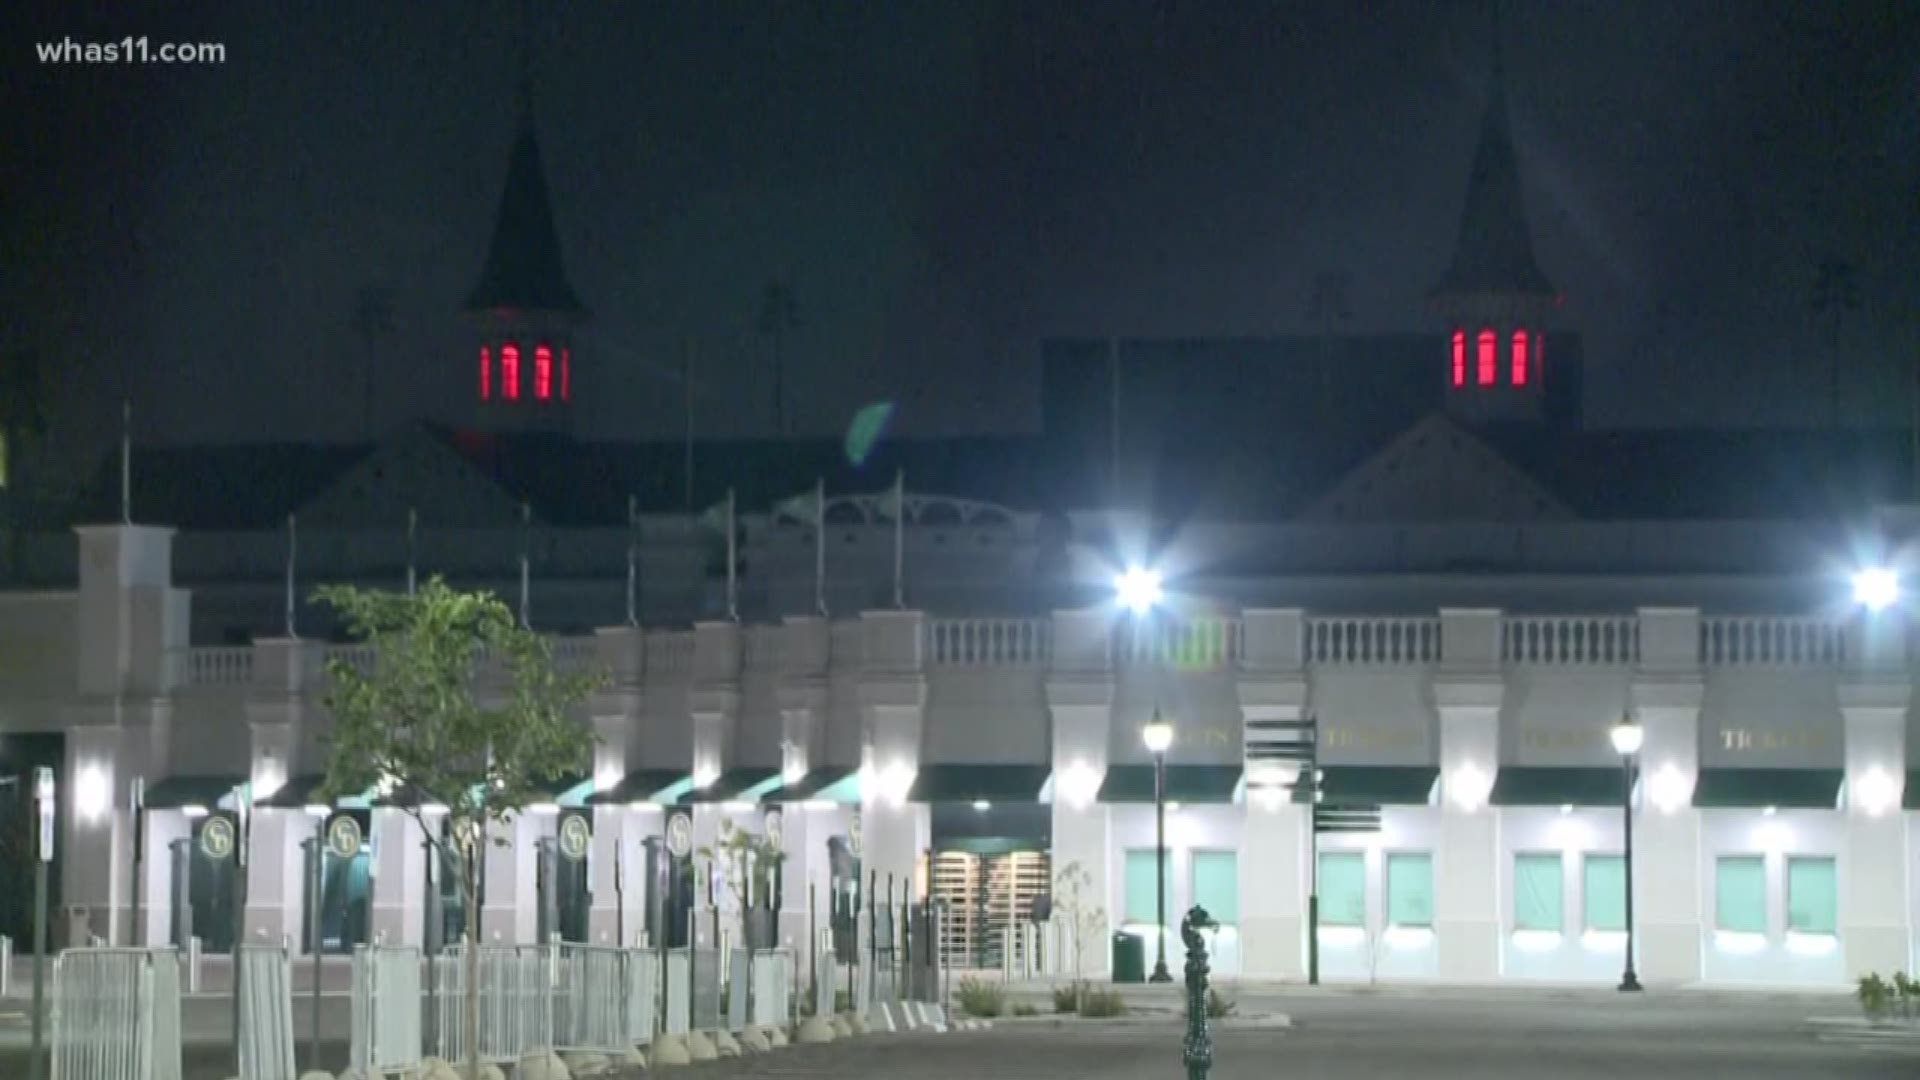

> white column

[
  {"left": 1630, "top": 676, "right": 1705, "bottom": 984},
  {"left": 1839, "top": 675, "right": 1911, "bottom": 978},
  {"left": 481, "top": 814, "right": 541, "bottom": 944},
  {"left": 244, "top": 638, "right": 319, "bottom": 944},
  {"left": 857, "top": 610, "right": 928, "bottom": 896},
  {"left": 1433, "top": 608, "right": 1503, "bottom": 981},
  {"left": 587, "top": 625, "right": 642, "bottom": 945},
  {"left": 370, "top": 809, "right": 429, "bottom": 947},
  {"left": 1236, "top": 608, "right": 1310, "bottom": 979},
  {"left": 1048, "top": 607, "right": 1116, "bottom": 979},
  {"left": 777, "top": 617, "right": 831, "bottom": 951}
]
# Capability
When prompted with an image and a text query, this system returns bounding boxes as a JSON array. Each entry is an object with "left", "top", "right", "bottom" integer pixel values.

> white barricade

[
  {"left": 184, "top": 937, "right": 202, "bottom": 994},
  {"left": 689, "top": 946, "right": 721, "bottom": 1030},
  {"left": 50, "top": 947, "right": 182, "bottom": 1080},
  {"left": 0, "top": 934, "right": 11, "bottom": 998},
  {"left": 664, "top": 950, "right": 690, "bottom": 1035},
  {"left": 727, "top": 950, "right": 750, "bottom": 1032},
  {"left": 435, "top": 945, "right": 553, "bottom": 1064},
  {"left": 751, "top": 951, "right": 792, "bottom": 1027},
  {"left": 553, "top": 944, "right": 628, "bottom": 1053},
  {"left": 351, "top": 945, "right": 422, "bottom": 1078},
  {"left": 236, "top": 945, "right": 296, "bottom": 1080},
  {"left": 623, "top": 949, "right": 658, "bottom": 1046}
]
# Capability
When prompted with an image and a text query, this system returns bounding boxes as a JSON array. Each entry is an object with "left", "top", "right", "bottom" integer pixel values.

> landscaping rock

[
  {"left": 650, "top": 1033, "right": 691, "bottom": 1066},
  {"left": 712, "top": 1030, "right": 741, "bottom": 1057},
  {"left": 765, "top": 1024, "right": 788, "bottom": 1046},
  {"left": 299, "top": 1071, "right": 335, "bottom": 1080},
  {"left": 797, "top": 1016, "right": 837, "bottom": 1044},
  {"left": 740, "top": 1027, "right": 770, "bottom": 1053},
  {"left": 848, "top": 1014, "right": 870, "bottom": 1035},
  {"left": 516, "top": 1050, "right": 571, "bottom": 1080},
  {"left": 562, "top": 1051, "right": 611, "bottom": 1076},
  {"left": 829, "top": 1016, "right": 852, "bottom": 1038},
  {"left": 619, "top": 1045, "right": 647, "bottom": 1069},
  {"left": 685, "top": 1031, "right": 718, "bottom": 1061}
]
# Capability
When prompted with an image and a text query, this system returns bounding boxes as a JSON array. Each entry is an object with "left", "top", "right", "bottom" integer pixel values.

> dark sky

[{"left": 4, "top": 1, "right": 1919, "bottom": 477}]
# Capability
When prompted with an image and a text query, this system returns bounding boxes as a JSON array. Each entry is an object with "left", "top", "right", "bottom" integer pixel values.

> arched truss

[{"left": 767, "top": 488, "right": 1022, "bottom": 530}]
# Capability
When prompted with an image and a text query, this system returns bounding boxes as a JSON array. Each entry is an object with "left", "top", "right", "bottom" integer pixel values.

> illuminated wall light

[
  {"left": 421, "top": 803, "right": 450, "bottom": 816},
  {"left": 182, "top": 805, "right": 210, "bottom": 819},
  {"left": 1785, "top": 931, "right": 1837, "bottom": 956},
  {"left": 1384, "top": 926, "right": 1434, "bottom": 949},
  {"left": 528, "top": 802, "right": 560, "bottom": 815},
  {"left": 1510, "top": 929, "right": 1562, "bottom": 953},
  {"left": 972, "top": 800, "right": 991, "bottom": 812},
  {"left": 801, "top": 800, "right": 836, "bottom": 812},
  {"left": 1580, "top": 929, "right": 1626, "bottom": 951},
  {"left": 693, "top": 766, "right": 721, "bottom": 791},
  {"left": 1255, "top": 787, "right": 1287, "bottom": 812},
  {"left": 720, "top": 801, "right": 754, "bottom": 813},
  {"left": 1713, "top": 930, "right": 1767, "bottom": 955},
  {"left": 1851, "top": 768, "right": 1899, "bottom": 818},
  {"left": 1648, "top": 764, "right": 1692, "bottom": 814},
  {"left": 593, "top": 765, "right": 623, "bottom": 796},
  {"left": 1752, "top": 820, "right": 1791, "bottom": 851},
  {"left": 1448, "top": 763, "right": 1490, "bottom": 812},
  {"left": 883, "top": 764, "right": 916, "bottom": 807},
  {"left": 1058, "top": 763, "right": 1102, "bottom": 810},
  {"left": 74, "top": 765, "right": 111, "bottom": 823},
  {"left": 1317, "top": 926, "right": 1368, "bottom": 946},
  {"left": 1114, "top": 565, "right": 1164, "bottom": 614},
  {"left": 304, "top": 804, "right": 331, "bottom": 818},
  {"left": 253, "top": 757, "right": 286, "bottom": 804},
  {"left": 782, "top": 761, "right": 807, "bottom": 785},
  {"left": 1852, "top": 567, "right": 1900, "bottom": 612}
]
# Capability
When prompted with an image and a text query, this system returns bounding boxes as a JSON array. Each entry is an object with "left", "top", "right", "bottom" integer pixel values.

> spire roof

[
  {"left": 1430, "top": 67, "right": 1557, "bottom": 301},
  {"left": 463, "top": 115, "right": 587, "bottom": 316}
]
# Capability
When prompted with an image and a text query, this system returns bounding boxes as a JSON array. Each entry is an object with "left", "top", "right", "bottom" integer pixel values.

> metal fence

[
  {"left": 553, "top": 944, "right": 630, "bottom": 1053},
  {"left": 622, "top": 949, "right": 658, "bottom": 1047},
  {"left": 50, "top": 947, "right": 182, "bottom": 1080},
  {"left": 351, "top": 945, "right": 423, "bottom": 1077},
  {"left": 689, "top": 946, "right": 722, "bottom": 1031},
  {"left": 664, "top": 949, "right": 690, "bottom": 1035},
  {"left": 434, "top": 945, "right": 553, "bottom": 1064},
  {"left": 236, "top": 945, "right": 296, "bottom": 1080}
]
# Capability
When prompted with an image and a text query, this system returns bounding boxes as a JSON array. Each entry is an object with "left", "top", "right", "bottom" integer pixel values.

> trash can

[{"left": 1110, "top": 930, "right": 1145, "bottom": 984}]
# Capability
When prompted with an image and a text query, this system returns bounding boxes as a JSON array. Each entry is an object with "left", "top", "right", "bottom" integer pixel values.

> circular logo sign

[
  {"left": 559, "top": 814, "right": 591, "bottom": 860},
  {"left": 763, "top": 809, "right": 784, "bottom": 845},
  {"left": 325, "top": 815, "right": 363, "bottom": 860},
  {"left": 665, "top": 811, "right": 693, "bottom": 859},
  {"left": 846, "top": 811, "right": 863, "bottom": 859},
  {"left": 200, "top": 817, "right": 236, "bottom": 860}
]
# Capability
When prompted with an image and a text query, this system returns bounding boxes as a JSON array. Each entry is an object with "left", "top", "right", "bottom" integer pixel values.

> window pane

[
  {"left": 1786, "top": 857, "right": 1836, "bottom": 934},
  {"left": 1192, "top": 850, "right": 1238, "bottom": 925},
  {"left": 1125, "top": 849, "right": 1172, "bottom": 925},
  {"left": 1513, "top": 853, "right": 1563, "bottom": 931},
  {"left": 1386, "top": 852, "right": 1433, "bottom": 927},
  {"left": 1319, "top": 851, "right": 1366, "bottom": 926},
  {"left": 1715, "top": 856, "right": 1767, "bottom": 933},
  {"left": 1583, "top": 855, "right": 1625, "bottom": 931}
]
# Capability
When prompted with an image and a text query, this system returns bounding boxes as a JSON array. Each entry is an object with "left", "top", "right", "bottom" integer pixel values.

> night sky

[{"left": 4, "top": 1, "right": 1918, "bottom": 480}]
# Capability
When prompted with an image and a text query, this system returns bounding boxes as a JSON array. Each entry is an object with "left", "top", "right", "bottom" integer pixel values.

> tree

[
  {"left": 314, "top": 577, "right": 602, "bottom": 1080},
  {"left": 697, "top": 817, "right": 786, "bottom": 949},
  {"left": 1050, "top": 860, "right": 1106, "bottom": 988}
]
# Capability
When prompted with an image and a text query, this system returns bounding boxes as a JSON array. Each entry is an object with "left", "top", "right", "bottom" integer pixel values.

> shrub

[
  {"left": 834, "top": 990, "right": 852, "bottom": 1014},
  {"left": 1895, "top": 972, "right": 1919, "bottom": 1019},
  {"left": 1078, "top": 987, "right": 1126, "bottom": 1018},
  {"left": 1858, "top": 973, "right": 1891, "bottom": 1020},
  {"left": 956, "top": 977, "right": 1006, "bottom": 1018},
  {"left": 1053, "top": 983, "right": 1082, "bottom": 1013},
  {"left": 1206, "top": 988, "right": 1237, "bottom": 1019},
  {"left": 1012, "top": 1003, "right": 1039, "bottom": 1017}
]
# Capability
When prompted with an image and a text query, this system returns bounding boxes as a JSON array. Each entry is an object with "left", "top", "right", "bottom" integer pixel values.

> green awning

[
  {"left": 1693, "top": 768, "right": 1844, "bottom": 810},
  {"left": 1316, "top": 766, "right": 1438, "bottom": 806},
  {"left": 1097, "top": 765, "right": 1242, "bottom": 804},
  {"left": 679, "top": 768, "right": 782, "bottom": 804},
  {"left": 907, "top": 765, "right": 1050, "bottom": 803},
  {"left": 1490, "top": 767, "right": 1625, "bottom": 807},
  {"left": 766, "top": 768, "right": 859, "bottom": 803},
  {"left": 585, "top": 769, "right": 690, "bottom": 806},
  {"left": 256, "top": 775, "right": 330, "bottom": 809},
  {"left": 143, "top": 775, "right": 247, "bottom": 810}
]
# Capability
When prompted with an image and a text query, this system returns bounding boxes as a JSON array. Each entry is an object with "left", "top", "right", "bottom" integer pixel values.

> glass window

[
  {"left": 1192, "top": 850, "right": 1238, "bottom": 925},
  {"left": 1386, "top": 852, "right": 1433, "bottom": 927},
  {"left": 1511, "top": 329, "right": 1529, "bottom": 385},
  {"left": 1715, "top": 856, "right": 1767, "bottom": 933},
  {"left": 1476, "top": 328, "right": 1497, "bottom": 385},
  {"left": 1121, "top": 845, "right": 1152, "bottom": 922},
  {"left": 1513, "top": 853, "right": 1563, "bottom": 932},
  {"left": 1786, "top": 856, "right": 1836, "bottom": 934},
  {"left": 1319, "top": 851, "right": 1366, "bottom": 927},
  {"left": 1583, "top": 854, "right": 1625, "bottom": 931},
  {"left": 1451, "top": 329, "right": 1466, "bottom": 386}
]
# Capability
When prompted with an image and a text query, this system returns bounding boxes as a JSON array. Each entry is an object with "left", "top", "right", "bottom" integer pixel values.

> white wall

[
  {"left": 1108, "top": 803, "right": 1245, "bottom": 976},
  {"left": 923, "top": 669, "right": 1048, "bottom": 765},
  {"left": 1498, "top": 808, "right": 1628, "bottom": 983},
  {"left": 1315, "top": 809, "right": 1442, "bottom": 981},
  {"left": 1698, "top": 809, "right": 1846, "bottom": 986}
]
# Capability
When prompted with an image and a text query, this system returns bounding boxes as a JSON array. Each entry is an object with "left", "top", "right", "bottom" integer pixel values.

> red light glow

[
  {"left": 502, "top": 343, "right": 521, "bottom": 400},
  {"left": 535, "top": 345, "right": 553, "bottom": 400},
  {"left": 1476, "top": 329, "right": 1495, "bottom": 385},
  {"left": 1511, "top": 330, "right": 1529, "bottom": 385},
  {"left": 1451, "top": 330, "right": 1465, "bottom": 387},
  {"left": 479, "top": 346, "right": 491, "bottom": 400}
]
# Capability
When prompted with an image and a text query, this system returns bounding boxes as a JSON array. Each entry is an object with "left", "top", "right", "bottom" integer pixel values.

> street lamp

[
  {"left": 1115, "top": 565, "right": 1164, "bottom": 615},
  {"left": 1609, "top": 714, "right": 1645, "bottom": 993},
  {"left": 1852, "top": 566, "right": 1900, "bottom": 612},
  {"left": 1142, "top": 709, "right": 1175, "bottom": 983}
]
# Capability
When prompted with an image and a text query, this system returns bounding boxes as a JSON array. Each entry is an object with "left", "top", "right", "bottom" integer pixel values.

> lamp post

[
  {"left": 1610, "top": 714, "right": 1644, "bottom": 993},
  {"left": 1143, "top": 709, "right": 1174, "bottom": 983}
]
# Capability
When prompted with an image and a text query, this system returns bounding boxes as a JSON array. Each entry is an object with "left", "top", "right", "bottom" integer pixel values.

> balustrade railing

[
  {"left": 1700, "top": 617, "right": 1845, "bottom": 666},
  {"left": 185, "top": 647, "right": 253, "bottom": 686},
  {"left": 743, "top": 626, "right": 785, "bottom": 669},
  {"left": 929, "top": 619, "right": 1051, "bottom": 665},
  {"left": 1118, "top": 617, "right": 1243, "bottom": 669},
  {"left": 1502, "top": 617, "right": 1640, "bottom": 664},
  {"left": 1305, "top": 617, "right": 1440, "bottom": 663},
  {"left": 645, "top": 631, "right": 694, "bottom": 675},
  {"left": 549, "top": 635, "right": 599, "bottom": 671}
]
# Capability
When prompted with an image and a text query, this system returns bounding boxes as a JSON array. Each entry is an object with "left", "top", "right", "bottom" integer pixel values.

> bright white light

[
  {"left": 1166, "top": 801, "right": 1182, "bottom": 812},
  {"left": 693, "top": 767, "right": 721, "bottom": 790},
  {"left": 1785, "top": 931, "right": 1838, "bottom": 956},
  {"left": 1580, "top": 929, "right": 1626, "bottom": 951},
  {"left": 1114, "top": 565, "right": 1164, "bottom": 615},
  {"left": 182, "top": 804, "right": 209, "bottom": 819},
  {"left": 528, "top": 802, "right": 560, "bottom": 815},
  {"left": 421, "top": 803, "right": 450, "bottom": 816},
  {"left": 1255, "top": 787, "right": 1287, "bottom": 812},
  {"left": 1384, "top": 926, "right": 1434, "bottom": 949},
  {"left": 1648, "top": 764, "right": 1691, "bottom": 814},
  {"left": 1142, "top": 713, "right": 1174, "bottom": 754},
  {"left": 1610, "top": 717, "right": 1644, "bottom": 756},
  {"left": 1752, "top": 820, "right": 1791, "bottom": 851},
  {"left": 881, "top": 763, "right": 916, "bottom": 807},
  {"left": 1511, "top": 929, "right": 1563, "bottom": 953},
  {"left": 594, "top": 765, "right": 623, "bottom": 795},
  {"left": 74, "top": 766, "right": 110, "bottom": 823},
  {"left": 1852, "top": 567, "right": 1901, "bottom": 612},
  {"left": 1317, "top": 926, "right": 1368, "bottom": 946},
  {"left": 252, "top": 762, "right": 286, "bottom": 803},
  {"left": 376, "top": 773, "right": 399, "bottom": 797},
  {"left": 1714, "top": 930, "right": 1767, "bottom": 955},
  {"left": 972, "top": 799, "right": 991, "bottom": 812},
  {"left": 1058, "top": 763, "right": 1102, "bottom": 810},
  {"left": 1448, "top": 763, "right": 1490, "bottom": 812},
  {"left": 782, "top": 762, "right": 807, "bottom": 784},
  {"left": 627, "top": 801, "right": 663, "bottom": 812},
  {"left": 1762, "top": 805, "right": 1777, "bottom": 817},
  {"left": 304, "top": 804, "right": 331, "bottom": 818},
  {"left": 1852, "top": 768, "right": 1900, "bottom": 817},
  {"left": 1559, "top": 803, "right": 1574, "bottom": 816},
  {"left": 720, "top": 801, "right": 754, "bottom": 813},
  {"left": 1247, "top": 761, "right": 1298, "bottom": 788},
  {"left": 802, "top": 800, "right": 837, "bottom": 812}
]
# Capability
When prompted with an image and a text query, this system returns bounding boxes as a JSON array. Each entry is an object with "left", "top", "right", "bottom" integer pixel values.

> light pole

[
  {"left": 1143, "top": 709, "right": 1174, "bottom": 983},
  {"left": 30, "top": 767, "right": 53, "bottom": 1080},
  {"left": 1610, "top": 714, "right": 1644, "bottom": 993}
]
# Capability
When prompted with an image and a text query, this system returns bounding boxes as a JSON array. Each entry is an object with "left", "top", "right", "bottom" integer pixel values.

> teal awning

[
  {"left": 679, "top": 768, "right": 782, "bottom": 804},
  {"left": 1693, "top": 768, "right": 1843, "bottom": 810},
  {"left": 766, "top": 768, "right": 859, "bottom": 803},
  {"left": 1097, "top": 765, "right": 1241, "bottom": 804},
  {"left": 1491, "top": 767, "right": 1625, "bottom": 807},
  {"left": 143, "top": 775, "right": 247, "bottom": 810},
  {"left": 1315, "top": 766, "right": 1438, "bottom": 806},
  {"left": 907, "top": 765, "right": 1050, "bottom": 803},
  {"left": 585, "top": 769, "right": 690, "bottom": 806}
]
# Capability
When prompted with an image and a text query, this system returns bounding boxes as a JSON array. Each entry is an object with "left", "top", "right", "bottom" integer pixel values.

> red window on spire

[
  {"left": 502, "top": 343, "right": 521, "bottom": 400},
  {"left": 534, "top": 344, "right": 553, "bottom": 400},
  {"left": 1476, "top": 329, "right": 1496, "bottom": 385},
  {"left": 1511, "top": 329, "right": 1529, "bottom": 385},
  {"left": 561, "top": 347, "right": 571, "bottom": 401},
  {"left": 479, "top": 346, "right": 491, "bottom": 400},
  {"left": 1451, "top": 330, "right": 1466, "bottom": 386}
]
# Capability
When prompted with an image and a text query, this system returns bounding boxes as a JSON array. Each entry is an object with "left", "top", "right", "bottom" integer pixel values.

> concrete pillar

[
  {"left": 1632, "top": 606, "right": 1705, "bottom": 985},
  {"left": 690, "top": 621, "right": 742, "bottom": 789},
  {"left": 67, "top": 524, "right": 188, "bottom": 945},
  {"left": 1838, "top": 675, "right": 1911, "bottom": 978},
  {"left": 481, "top": 814, "right": 542, "bottom": 944},
  {"left": 1434, "top": 608, "right": 1502, "bottom": 981},
  {"left": 370, "top": 809, "right": 429, "bottom": 947},
  {"left": 244, "top": 638, "right": 322, "bottom": 944},
  {"left": 857, "top": 610, "right": 928, "bottom": 895},
  {"left": 778, "top": 616, "right": 832, "bottom": 949},
  {"left": 586, "top": 626, "right": 643, "bottom": 945},
  {"left": 1237, "top": 608, "right": 1311, "bottom": 979},
  {"left": 1048, "top": 607, "right": 1117, "bottom": 979}
]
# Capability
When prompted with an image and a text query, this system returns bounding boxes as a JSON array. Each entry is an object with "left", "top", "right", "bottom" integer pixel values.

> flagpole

[
  {"left": 683, "top": 340, "right": 696, "bottom": 511},
  {"left": 626, "top": 494, "right": 639, "bottom": 627},
  {"left": 725, "top": 488, "right": 738, "bottom": 621},
  {"left": 519, "top": 501, "right": 532, "bottom": 629},
  {"left": 120, "top": 400, "right": 132, "bottom": 525},
  {"left": 892, "top": 470, "right": 904, "bottom": 609},
  {"left": 406, "top": 508, "right": 417, "bottom": 596},
  {"left": 814, "top": 478, "right": 827, "bottom": 616},
  {"left": 284, "top": 514, "right": 298, "bottom": 638}
]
